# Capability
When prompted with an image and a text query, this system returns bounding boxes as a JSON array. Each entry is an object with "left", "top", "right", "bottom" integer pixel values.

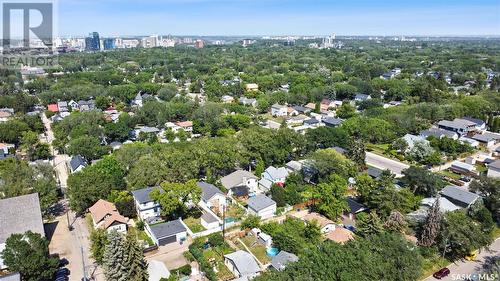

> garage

[
  {"left": 147, "top": 219, "right": 188, "bottom": 246},
  {"left": 158, "top": 235, "right": 176, "bottom": 246}
]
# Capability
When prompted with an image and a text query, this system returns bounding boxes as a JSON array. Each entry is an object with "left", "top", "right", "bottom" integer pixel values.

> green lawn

[
  {"left": 183, "top": 217, "right": 205, "bottom": 233},
  {"left": 128, "top": 226, "right": 155, "bottom": 246},
  {"left": 225, "top": 203, "right": 246, "bottom": 221},
  {"left": 438, "top": 170, "right": 461, "bottom": 180},
  {"left": 420, "top": 255, "right": 450, "bottom": 280},
  {"left": 239, "top": 236, "right": 271, "bottom": 264},
  {"left": 202, "top": 245, "right": 234, "bottom": 280}
]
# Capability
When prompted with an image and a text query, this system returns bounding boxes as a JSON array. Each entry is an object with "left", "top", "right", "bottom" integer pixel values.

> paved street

[
  {"left": 41, "top": 112, "right": 70, "bottom": 189},
  {"left": 423, "top": 238, "right": 500, "bottom": 281},
  {"left": 365, "top": 151, "right": 410, "bottom": 177},
  {"left": 42, "top": 113, "right": 102, "bottom": 280}
]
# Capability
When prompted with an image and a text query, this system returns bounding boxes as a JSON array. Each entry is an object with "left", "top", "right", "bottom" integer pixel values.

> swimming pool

[{"left": 266, "top": 247, "right": 279, "bottom": 257}]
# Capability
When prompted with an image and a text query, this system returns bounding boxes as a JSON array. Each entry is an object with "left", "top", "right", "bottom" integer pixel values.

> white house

[
  {"left": 224, "top": 250, "right": 261, "bottom": 279},
  {"left": 247, "top": 194, "right": 276, "bottom": 219},
  {"left": 201, "top": 211, "right": 220, "bottom": 230},
  {"left": 271, "top": 104, "right": 288, "bottom": 117},
  {"left": 131, "top": 187, "right": 163, "bottom": 220},
  {"left": 259, "top": 166, "right": 289, "bottom": 190},
  {"left": 221, "top": 95, "right": 234, "bottom": 103},
  {"left": 220, "top": 170, "right": 259, "bottom": 194},
  {"left": 88, "top": 199, "right": 128, "bottom": 233},
  {"left": 487, "top": 160, "right": 500, "bottom": 178},
  {"left": 198, "top": 182, "right": 227, "bottom": 211}
]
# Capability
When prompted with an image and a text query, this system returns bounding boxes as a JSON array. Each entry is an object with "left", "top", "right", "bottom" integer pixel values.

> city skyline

[{"left": 57, "top": 0, "right": 500, "bottom": 37}]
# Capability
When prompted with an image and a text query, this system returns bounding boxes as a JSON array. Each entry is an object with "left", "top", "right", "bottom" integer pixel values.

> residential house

[
  {"left": 437, "top": 119, "right": 477, "bottom": 136},
  {"left": 133, "top": 126, "right": 160, "bottom": 139},
  {"left": 305, "top": 103, "right": 316, "bottom": 111},
  {"left": 132, "top": 92, "right": 144, "bottom": 107},
  {"left": 239, "top": 97, "right": 257, "bottom": 107},
  {"left": 247, "top": 194, "right": 276, "bottom": 219},
  {"left": 354, "top": 93, "right": 371, "bottom": 102},
  {"left": 131, "top": 187, "right": 163, "bottom": 220},
  {"left": 259, "top": 166, "right": 289, "bottom": 191},
  {"left": 286, "top": 115, "right": 308, "bottom": 126},
  {"left": 293, "top": 105, "right": 312, "bottom": 115},
  {"left": 321, "top": 99, "right": 336, "bottom": 110},
  {"left": 487, "top": 160, "right": 500, "bottom": 178},
  {"left": 221, "top": 95, "right": 234, "bottom": 103},
  {"left": 344, "top": 197, "right": 368, "bottom": 222},
  {"left": 471, "top": 132, "right": 500, "bottom": 148},
  {"left": 198, "top": 182, "right": 226, "bottom": 211},
  {"left": 271, "top": 104, "right": 288, "bottom": 117},
  {"left": 322, "top": 117, "right": 343, "bottom": 127},
  {"left": 88, "top": 199, "right": 128, "bottom": 233},
  {"left": 47, "top": 103, "right": 59, "bottom": 113},
  {"left": 0, "top": 108, "right": 14, "bottom": 122},
  {"left": 303, "top": 118, "right": 321, "bottom": 128},
  {"left": 459, "top": 136, "right": 479, "bottom": 148},
  {"left": 440, "top": 185, "right": 480, "bottom": 209},
  {"left": 69, "top": 155, "right": 87, "bottom": 173},
  {"left": 292, "top": 211, "right": 336, "bottom": 233},
  {"left": 402, "top": 134, "right": 429, "bottom": 151},
  {"left": 186, "top": 93, "right": 207, "bottom": 104},
  {"left": 450, "top": 161, "right": 476, "bottom": 175},
  {"left": 146, "top": 219, "right": 187, "bottom": 246},
  {"left": 220, "top": 170, "right": 259, "bottom": 194},
  {"left": 420, "top": 127, "right": 458, "bottom": 140},
  {"left": 407, "top": 197, "right": 461, "bottom": 222},
  {"left": 224, "top": 250, "right": 261, "bottom": 279},
  {"left": 265, "top": 120, "right": 281, "bottom": 130},
  {"left": 57, "top": 101, "right": 69, "bottom": 112},
  {"left": 78, "top": 100, "right": 96, "bottom": 112},
  {"left": 0, "top": 143, "right": 14, "bottom": 158},
  {"left": 270, "top": 251, "right": 299, "bottom": 271},
  {"left": 0, "top": 194, "right": 45, "bottom": 269},
  {"left": 201, "top": 211, "right": 220, "bottom": 230},
  {"left": 68, "top": 100, "right": 79, "bottom": 110},
  {"left": 175, "top": 121, "right": 193, "bottom": 133},
  {"left": 245, "top": 83, "right": 259, "bottom": 92},
  {"left": 258, "top": 231, "right": 273, "bottom": 247},
  {"left": 460, "top": 117, "right": 486, "bottom": 131},
  {"left": 285, "top": 160, "right": 303, "bottom": 173},
  {"left": 287, "top": 107, "right": 299, "bottom": 116}
]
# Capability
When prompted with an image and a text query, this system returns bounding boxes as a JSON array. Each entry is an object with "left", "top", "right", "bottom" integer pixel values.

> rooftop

[
  {"left": 198, "top": 182, "right": 225, "bottom": 202},
  {"left": 0, "top": 193, "right": 45, "bottom": 244},
  {"left": 247, "top": 194, "right": 276, "bottom": 212},
  {"left": 440, "top": 185, "right": 480, "bottom": 206},
  {"left": 149, "top": 219, "right": 186, "bottom": 239},
  {"left": 224, "top": 250, "right": 261, "bottom": 276},
  {"left": 220, "top": 170, "right": 258, "bottom": 190},
  {"left": 270, "top": 251, "right": 299, "bottom": 271},
  {"left": 131, "top": 187, "right": 163, "bottom": 204}
]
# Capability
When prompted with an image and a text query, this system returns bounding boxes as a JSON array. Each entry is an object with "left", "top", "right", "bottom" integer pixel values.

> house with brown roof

[
  {"left": 89, "top": 199, "right": 128, "bottom": 233},
  {"left": 325, "top": 227, "right": 354, "bottom": 244},
  {"left": 291, "top": 210, "right": 336, "bottom": 233}
]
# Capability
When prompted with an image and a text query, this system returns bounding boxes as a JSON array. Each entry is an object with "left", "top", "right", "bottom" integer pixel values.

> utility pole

[
  {"left": 222, "top": 203, "right": 226, "bottom": 241},
  {"left": 81, "top": 246, "right": 88, "bottom": 281}
]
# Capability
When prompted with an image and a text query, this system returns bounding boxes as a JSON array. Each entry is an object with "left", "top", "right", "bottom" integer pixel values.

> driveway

[
  {"left": 48, "top": 211, "right": 104, "bottom": 281},
  {"left": 145, "top": 238, "right": 192, "bottom": 270},
  {"left": 423, "top": 238, "right": 500, "bottom": 281},
  {"left": 41, "top": 113, "right": 70, "bottom": 189},
  {"left": 365, "top": 152, "right": 410, "bottom": 177}
]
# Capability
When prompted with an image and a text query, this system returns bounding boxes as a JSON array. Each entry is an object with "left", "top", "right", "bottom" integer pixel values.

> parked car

[
  {"left": 58, "top": 258, "right": 69, "bottom": 267},
  {"left": 433, "top": 268, "right": 450, "bottom": 279},
  {"left": 460, "top": 176, "right": 471, "bottom": 182},
  {"left": 56, "top": 268, "right": 70, "bottom": 276}
]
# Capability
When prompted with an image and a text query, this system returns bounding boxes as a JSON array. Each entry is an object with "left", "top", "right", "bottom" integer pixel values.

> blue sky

[{"left": 57, "top": 0, "right": 500, "bottom": 36}]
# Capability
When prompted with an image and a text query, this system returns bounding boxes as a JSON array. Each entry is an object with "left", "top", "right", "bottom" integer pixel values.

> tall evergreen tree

[
  {"left": 103, "top": 231, "right": 129, "bottom": 281},
  {"left": 356, "top": 211, "right": 384, "bottom": 237},
  {"left": 346, "top": 137, "right": 366, "bottom": 170},
  {"left": 125, "top": 234, "right": 149, "bottom": 281},
  {"left": 418, "top": 199, "right": 442, "bottom": 247}
]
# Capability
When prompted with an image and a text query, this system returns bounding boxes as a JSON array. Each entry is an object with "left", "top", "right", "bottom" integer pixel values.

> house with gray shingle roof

[
  {"left": 146, "top": 219, "right": 187, "bottom": 246},
  {"left": 440, "top": 185, "right": 480, "bottom": 209},
  {"left": 487, "top": 160, "right": 500, "bottom": 178},
  {"left": 198, "top": 182, "right": 226, "bottom": 211},
  {"left": 270, "top": 251, "right": 299, "bottom": 271},
  {"left": 220, "top": 170, "right": 258, "bottom": 193},
  {"left": 224, "top": 250, "right": 261, "bottom": 279},
  {"left": 0, "top": 194, "right": 45, "bottom": 269},
  {"left": 247, "top": 194, "right": 276, "bottom": 219},
  {"left": 420, "top": 127, "right": 458, "bottom": 140},
  {"left": 131, "top": 187, "right": 163, "bottom": 220},
  {"left": 69, "top": 155, "right": 87, "bottom": 173}
]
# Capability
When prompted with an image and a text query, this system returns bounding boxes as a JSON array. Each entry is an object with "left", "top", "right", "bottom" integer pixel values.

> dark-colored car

[
  {"left": 58, "top": 258, "right": 69, "bottom": 267},
  {"left": 56, "top": 268, "right": 70, "bottom": 276},
  {"left": 433, "top": 268, "right": 450, "bottom": 279}
]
